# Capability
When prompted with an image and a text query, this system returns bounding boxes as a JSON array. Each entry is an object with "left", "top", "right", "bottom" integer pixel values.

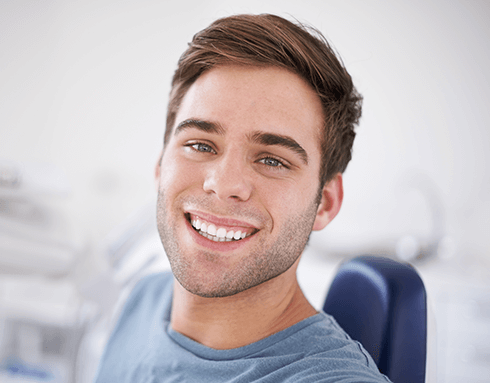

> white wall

[{"left": 1, "top": 0, "right": 489, "bottom": 271}]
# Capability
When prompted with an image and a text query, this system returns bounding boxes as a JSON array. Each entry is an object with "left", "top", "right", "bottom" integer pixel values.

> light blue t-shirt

[{"left": 95, "top": 272, "right": 391, "bottom": 382}]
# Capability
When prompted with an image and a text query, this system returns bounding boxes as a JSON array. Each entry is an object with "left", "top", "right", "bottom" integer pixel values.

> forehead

[{"left": 173, "top": 65, "right": 324, "bottom": 157}]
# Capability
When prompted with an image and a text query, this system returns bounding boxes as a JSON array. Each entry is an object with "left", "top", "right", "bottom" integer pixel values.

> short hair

[{"left": 165, "top": 14, "right": 362, "bottom": 187}]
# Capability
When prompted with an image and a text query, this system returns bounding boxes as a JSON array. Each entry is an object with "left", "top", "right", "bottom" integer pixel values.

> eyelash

[
  {"left": 185, "top": 141, "right": 290, "bottom": 170},
  {"left": 258, "top": 156, "right": 289, "bottom": 170}
]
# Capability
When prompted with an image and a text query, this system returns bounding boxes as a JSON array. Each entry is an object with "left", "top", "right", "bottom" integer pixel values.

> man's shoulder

[
  {"left": 130, "top": 271, "right": 173, "bottom": 297},
  {"left": 252, "top": 312, "right": 391, "bottom": 382},
  {"left": 112, "top": 270, "right": 173, "bottom": 330},
  {"left": 259, "top": 313, "right": 350, "bottom": 356}
]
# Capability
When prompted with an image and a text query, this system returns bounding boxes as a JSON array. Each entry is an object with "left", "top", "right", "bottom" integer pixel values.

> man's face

[{"left": 156, "top": 65, "right": 328, "bottom": 298}]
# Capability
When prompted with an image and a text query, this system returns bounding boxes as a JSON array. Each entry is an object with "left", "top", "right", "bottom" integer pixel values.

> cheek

[
  {"left": 159, "top": 154, "right": 204, "bottom": 196},
  {"left": 257, "top": 182, "right": 302, "bottom": 217},
  {"left": 262, "top": 177, "right": 317, "bottom": 205},
  {"left": 260, "top": 178, "right": 320, "bottom": 223}
]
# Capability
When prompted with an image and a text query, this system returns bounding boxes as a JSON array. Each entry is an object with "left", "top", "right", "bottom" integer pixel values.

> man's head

[
  {"left": 165, "top": 14, "right": 362, "bottom": 187},
  {"left": 155, "top": 14, "right": 361, "bottom": 298}
]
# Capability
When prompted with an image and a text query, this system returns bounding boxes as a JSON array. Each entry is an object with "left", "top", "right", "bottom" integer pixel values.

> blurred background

[{"left": 1, "top": 0, "right": 489, "bottom": 382}]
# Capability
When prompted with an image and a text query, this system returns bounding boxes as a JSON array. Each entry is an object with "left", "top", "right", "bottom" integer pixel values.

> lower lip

[{"left": 185, "top": 217, "right": 254, "bottom": 252}]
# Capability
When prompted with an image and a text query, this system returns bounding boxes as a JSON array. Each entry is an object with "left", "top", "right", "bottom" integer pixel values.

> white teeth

[
  {"left": 207, "top": 224, "right": 217, "bottom": 236},
  {"left": 191, "top": 217, "right": 253, "bottom": 242}
]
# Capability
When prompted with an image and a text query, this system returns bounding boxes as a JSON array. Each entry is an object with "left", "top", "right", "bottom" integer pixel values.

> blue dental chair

[{"left": 323, "top": 255, "right": 427, "bottom": 383}]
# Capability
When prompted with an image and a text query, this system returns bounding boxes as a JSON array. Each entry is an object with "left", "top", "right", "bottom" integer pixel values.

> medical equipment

[{"left": 0, "top": 158, "right": 94, "bottom": 383}]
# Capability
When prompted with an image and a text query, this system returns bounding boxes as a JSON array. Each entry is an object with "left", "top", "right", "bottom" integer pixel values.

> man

[{"left": 95, "top": 14, "right": 390, "bottom": 382}]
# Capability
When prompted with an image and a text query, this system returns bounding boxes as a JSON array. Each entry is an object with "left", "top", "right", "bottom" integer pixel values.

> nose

[{"left": 202, "top": 154, "right": 253, "bottom": 202}]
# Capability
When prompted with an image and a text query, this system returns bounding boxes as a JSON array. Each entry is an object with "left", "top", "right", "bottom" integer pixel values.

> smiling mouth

[{"left": 185, "top": 213, "right": 258, "bottom": 242}]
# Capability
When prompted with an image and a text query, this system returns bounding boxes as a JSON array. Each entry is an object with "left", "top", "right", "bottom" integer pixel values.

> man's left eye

[{"left": 259, "top": 157, "right": 286, "bottom": 168}]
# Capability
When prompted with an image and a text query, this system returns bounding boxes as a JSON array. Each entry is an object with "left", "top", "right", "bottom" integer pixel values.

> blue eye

[
  {"left": 259, "top": 157, "right": 287, "bottom": 169},
  {"left": 189, "top": 143, "right": 215, "bottom": 153}
]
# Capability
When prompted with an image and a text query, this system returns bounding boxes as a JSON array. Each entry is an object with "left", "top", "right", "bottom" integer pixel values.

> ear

[
  {"left": 312, "top": 173, "right": 344, "bottom": 231},
  {"left": 154, "top": 151, "right": 163, "bottom": 192}
]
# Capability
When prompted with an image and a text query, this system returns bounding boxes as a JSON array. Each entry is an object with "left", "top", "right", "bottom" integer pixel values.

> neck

[{"left": 170, "top": 259, "right": 317, "bottom": 350}]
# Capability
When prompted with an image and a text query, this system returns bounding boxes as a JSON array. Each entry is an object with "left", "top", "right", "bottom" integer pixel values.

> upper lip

[{"left": 185, "top": 209, "right": 260, "bottom": 230}]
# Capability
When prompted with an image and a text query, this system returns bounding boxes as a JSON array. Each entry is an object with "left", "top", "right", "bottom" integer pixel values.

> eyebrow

[
  {"left": 250, "top": 131, "right": 308, "bottom": 165},
  {"left": 174, "top": 119, "right": 225, "bottom": 136}
]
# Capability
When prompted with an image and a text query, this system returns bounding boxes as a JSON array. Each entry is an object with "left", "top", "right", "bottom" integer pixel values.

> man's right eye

[{"left": 186, "top": 142, "right": 216, "bottom": 154}]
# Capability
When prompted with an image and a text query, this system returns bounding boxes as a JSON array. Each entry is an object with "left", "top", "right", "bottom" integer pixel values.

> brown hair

[{"left": 165, "top": 14, "right": 362, "bottom": 186}]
